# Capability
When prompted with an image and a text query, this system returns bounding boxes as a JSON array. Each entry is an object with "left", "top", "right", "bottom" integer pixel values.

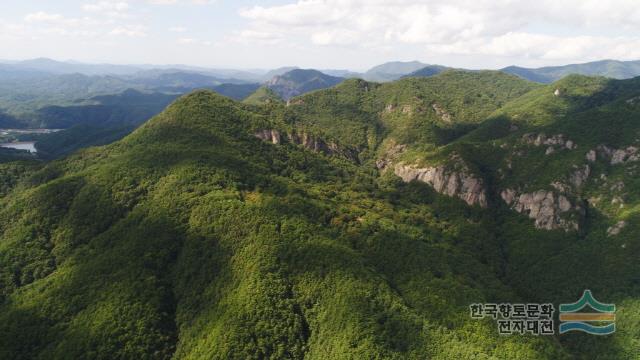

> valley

[{"left": 0, "top": 65, "right": 638, "bottom": 359}]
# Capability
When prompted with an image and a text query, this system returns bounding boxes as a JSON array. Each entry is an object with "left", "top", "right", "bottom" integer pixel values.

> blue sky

[{"left": 1, "top": 1, "right": 639, "bottom": 71}]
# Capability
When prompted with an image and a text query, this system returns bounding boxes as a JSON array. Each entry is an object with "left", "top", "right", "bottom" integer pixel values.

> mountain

[
  {"left": 1, "top": 70, "right": 640, "bottom": 358},
  {"left": 242, "top": 86, "right": 283, "bottom": 105},
  {"left": 363, "top": 61, "right": 428, "bottom": 82},
  {"left": 210, "top": 83, "right": 261, "bottom": 101},
  {"left": 264, "top": 69, "right": 345, "bottom": 100},
  {"left": 33, "top": 89, "right": 179, "bottom": 129},
  {"left": 260, "top": 66, "right": 299, "bottom": 81},
  {"left": 402, "top": 65, "right": 450, "bottom": 78},
  {"left": 320, "top": 69, "right": 362, "bottom": 78},
  {"left": 3, "top": 58, "right": 266, "bottom": 82},
  {"left": 0, "top": 110, "right": 22, "bottom": 128},
  {"left": 0, "top": 69, "right": 255, "bottom": 121},
  {"left": 32, "top": 89, "right": 180, "bottom": 158},
  {"left": 10, "top": 58, "right": 144, "bottom": 76},
  {"left": 502, "top": 59, "right": 640, "bottom": 83}
]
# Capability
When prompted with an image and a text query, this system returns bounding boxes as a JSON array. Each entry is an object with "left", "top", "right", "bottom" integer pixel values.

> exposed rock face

[
  {"left": 285, "top": 99, "right": 305, "bottom": 107},
  {"left": 254, "top": 129, "right": 282, "bottom": 145},
  {"left": 626, "top": 96, "right": 640, "bottom": 105},
  {"left": 570, "top": 165, "right": 591, "bottom": 188},
  {"left": 501, "top": 189, "right": 582, "bottom": 231},
  {"left": 607, "top": 220, "right": 627, "bottom": 237},
  {"left": 432, "top": 103, "right": 452, "bottom": 123},
  {"left": 376, "top": 143, "right": 407, "bottom": 171},
  {"left": 595, "top": 145, "right": 639, "bottom": 165},
  {"left": 254, "top": 129, "right": 358, "bottom": 161},
  {"left": 522, "top": 133, "right": 577, "bottom": 150},
  {"left": 395, "top": 163, "right": 488, "bottom": 207}
]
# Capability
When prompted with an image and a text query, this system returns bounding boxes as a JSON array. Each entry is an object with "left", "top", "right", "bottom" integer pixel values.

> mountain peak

[{"left": 265, "top": 69, "right": 344, "bottom": 100}]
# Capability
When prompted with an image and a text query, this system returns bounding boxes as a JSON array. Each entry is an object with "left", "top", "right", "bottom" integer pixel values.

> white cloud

[
  {"left": 83, "top": 1, "right": 130, "bottom": 13},
  {"left": 109, "top": 24, "right": 147, "bottom": 37},
  {"left": 24, "top": 11, "right": 102, "bottom": 27},
  {"left": 147, "top": 0, "right": 216, "bottom": 4},
  {"left": 178, "top": 37, "right": 212, "bottom": 46},
  {"left": 82, "top": 1, "right": 130, "bottom": 18},
  {"left": 169, "top": 26, "right": 187, "bottom": 32},
  {"left": 236, "top": 0, "right": 640, "bottom": 64},
  {"left": 24, "top": 12, "right": 64, "bottom": 23},
  {"left": 230, "top": 29, "right": 284, "bottom": 45}
]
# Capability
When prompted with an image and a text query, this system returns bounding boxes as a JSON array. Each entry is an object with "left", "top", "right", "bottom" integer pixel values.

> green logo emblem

[{"left": 559, "top": 290, "right": 615, "bottom": 335}]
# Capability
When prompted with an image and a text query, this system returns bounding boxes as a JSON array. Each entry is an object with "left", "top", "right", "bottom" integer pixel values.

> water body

[
  {"left": 0, "top": 142, "right": 37, "bottom": 153},
  {"left": 0, "top": 128, "right": 61, "bottom": 135},
  {"left": 0, "top": 129, "right": 60, "bottom": 154}
]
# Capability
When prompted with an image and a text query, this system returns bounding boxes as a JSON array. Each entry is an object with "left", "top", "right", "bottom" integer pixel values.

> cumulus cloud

[
  {"left": 236, "top": 0, "right": 640, "bottom": 64},
  {"left": 169, "top": 26, "right": 187, "bottom": 32},
  {"left": 83, "top": 1, "right": 130, "bottom": 13},
  {"left": 177, "top": 37, "right": 212, "bottom": 46},
  {"left": 20, "top": 3, "right": 146, "bottom": 41},
  {"left": 147, "top": 0, "right": 216, "bottom": 5},
  {"left": 24, "top": 12, "right": 65, "bottom": 23},
  {"left": 229, "top": 29, "right": 285, "bottom": 45},
  {"left": 109, "top": 24, "right": 147, "bottom": 37},
  {"left": 82, "top": 1, "right": 130, "bottom": 18}
]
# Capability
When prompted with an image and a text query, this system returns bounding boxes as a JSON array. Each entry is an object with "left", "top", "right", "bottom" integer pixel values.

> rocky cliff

[
  {"left": 254, "top": 129, "right": 359, "bottom": 161},
  {"left": 394, "top": 161, "right": 488, "bottom": 207},
  {"left": 500, "top": 188, "right": 584, "bottom": 231},
  {"left": 591, "top": 145, "right": 639, "bottom": 165}
]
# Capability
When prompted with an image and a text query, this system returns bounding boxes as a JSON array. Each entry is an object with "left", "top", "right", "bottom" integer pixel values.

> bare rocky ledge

[
  {"left": 590, "top": 145, "right": 639, "bottom": 165},
  {"left": 500, "top": 189, "right": 583, "bottom": 231},
  {"left": 255, "top": 129, "right": 358, "bottom": 161},
  {"left": 394, "top": 163, "right": 488, "bottom": 207}
]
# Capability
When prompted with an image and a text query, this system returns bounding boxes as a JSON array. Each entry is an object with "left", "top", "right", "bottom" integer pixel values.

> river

[{"left": 0, "top": 141, "right": 37, "bottom": 153}]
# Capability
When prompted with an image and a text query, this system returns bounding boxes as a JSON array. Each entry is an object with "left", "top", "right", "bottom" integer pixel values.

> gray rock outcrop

[
  {"left": 376, "top": 143, "right": 407, "bottom": 171},
  {"left": 500, "top": 189, "right": 582, "bottom": 231},
  {"left": 522, "top": 133, "right": 577, "bottom": 150},
  {"left": 255, "top": 129, "right": 358, "bottom": 161},
  {"left": 607, "top": 221, "right": 627, "bottom": 237},
  {"left": 255, "top": 129, "right": 282, "bottom": 144},
  {"left": 595, "top": 145, "right": 639, "bottom": 165},
  {"left": 570, "top": 165, "right": 591, "bottom": 188},
  {"left": 395, "top": 162, "right": 488, "bottom": 207},
  {"left": 432, "top": 103, "right": 452, "bottom": 123}
]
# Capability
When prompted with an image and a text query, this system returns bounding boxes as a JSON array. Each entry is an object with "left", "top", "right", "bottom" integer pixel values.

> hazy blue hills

[
  {"left": 264, "top": 69, "right": 345, "bottom": 99},
  {"left": 363, "top": 61, "right": 429, "bottom": 81},
  {"left": 402, "top": 65, "right": 450, "bottom": 78},
  {"left": 501, "top": 59, "right": 640, "bottom": 83},
  {"left": 4, "top": 57, "right": 144, "bottom": 76}
]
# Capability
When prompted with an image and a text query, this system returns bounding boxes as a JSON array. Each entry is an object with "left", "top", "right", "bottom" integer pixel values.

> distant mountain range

[
  {"left": 362, "top": 61, "right": 429, "bottom": 82},
  {"left": 500, "top": 59, "right": 640, "bottom": 83},
  {"left": 4, "top": 57, "right": 640, "bottom": 133},
  {"left": 402, "top": 65, "right": 450, "bottom": 78},
  {"left": 264, "top": 69, "right": 345, "bottom": 100},
  {"left": 5, "top": 57, "right": 640, "bottom": 90}
]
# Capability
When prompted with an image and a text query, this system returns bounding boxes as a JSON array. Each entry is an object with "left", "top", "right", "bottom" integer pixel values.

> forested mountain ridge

[
  {"left": 0, "top": 71, "right": 639, "bottom": 359},
  {"left": 501, "top": 59, "right": 640, "bottom": 83}
]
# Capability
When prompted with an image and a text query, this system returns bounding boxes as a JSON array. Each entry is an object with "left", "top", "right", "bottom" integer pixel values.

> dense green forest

[{"left": 0, "top": 71, "right": 638, "bottom": 359}]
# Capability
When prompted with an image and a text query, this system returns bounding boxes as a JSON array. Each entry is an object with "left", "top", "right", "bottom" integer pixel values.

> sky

[{"left": 2, "top": 0, "right": 640, "bottom": 71}]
